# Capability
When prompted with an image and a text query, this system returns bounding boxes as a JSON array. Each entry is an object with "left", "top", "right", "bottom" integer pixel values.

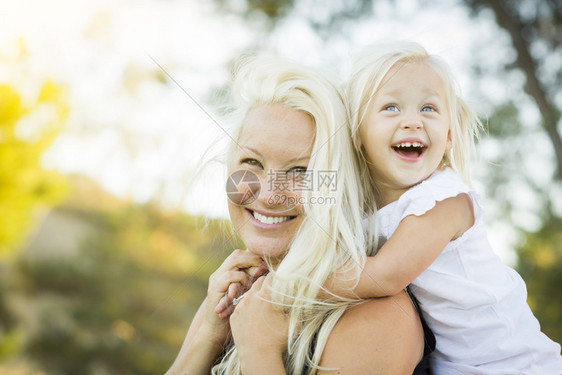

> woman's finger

[
  {"left": 209, "top": 270, "right": 251, "bottom": 303},
  {"left": 217, "top": 249, "right": 265, "bottom": 273},
  {"left": 213, "top": 270, "right": 266, "bottom": 315},
  {"left": 248, "top": 274, "right": 267, "bottom": 294},
  {"left": 247, "top": 265, "right": 268, "bottom": 280}
]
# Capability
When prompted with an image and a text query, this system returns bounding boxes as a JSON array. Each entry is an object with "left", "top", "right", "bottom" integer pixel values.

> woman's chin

[{"left": 245, "top": 241, "right": 288, "bottom": 266}]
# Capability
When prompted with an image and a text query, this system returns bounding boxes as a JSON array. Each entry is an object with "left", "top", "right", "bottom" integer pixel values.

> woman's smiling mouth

[{"left": 248, "top": 209, "right": 296, "bottom": 225}]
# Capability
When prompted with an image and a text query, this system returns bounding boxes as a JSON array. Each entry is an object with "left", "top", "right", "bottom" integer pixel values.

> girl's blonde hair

[
  {"left": 213, "top": 55, "right": 375, "bottom": 374},
  {"left": 347, "top": 40, "right": 482, "bottom": 188}
]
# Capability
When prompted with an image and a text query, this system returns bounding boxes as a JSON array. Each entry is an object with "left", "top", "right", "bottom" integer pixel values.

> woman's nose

[{"left": 257, "top": 170, "right": 295, "bottom": 209}]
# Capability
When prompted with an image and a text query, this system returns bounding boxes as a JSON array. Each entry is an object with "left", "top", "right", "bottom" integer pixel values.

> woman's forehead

[{"left": 238, "top": 104, "right": 315, "bottom": 152}]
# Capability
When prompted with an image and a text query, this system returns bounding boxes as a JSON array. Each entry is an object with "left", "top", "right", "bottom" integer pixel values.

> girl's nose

[{"left": 401, "top": 111, "right": 423, "bottom": 130}]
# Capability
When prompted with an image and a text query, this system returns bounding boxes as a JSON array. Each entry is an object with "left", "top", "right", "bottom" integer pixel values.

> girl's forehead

[
  {"left": 385, "top": 60, "right": 438, "bottom": 81},
  {"left": 376, "top": 62, "right": 447, "bottom": 98}
]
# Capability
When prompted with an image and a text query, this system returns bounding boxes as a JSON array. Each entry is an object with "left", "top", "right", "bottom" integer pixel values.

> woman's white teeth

[{"left": 253, "top": 211, "right": 291, "bottom": 224}]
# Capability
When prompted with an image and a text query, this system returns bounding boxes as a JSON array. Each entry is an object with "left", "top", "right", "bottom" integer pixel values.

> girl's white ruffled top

[{"left": 377, "top": 168, "right": 562, "bottom": 375}]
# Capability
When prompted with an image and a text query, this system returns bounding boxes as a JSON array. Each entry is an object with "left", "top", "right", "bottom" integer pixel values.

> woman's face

[{"left": 227, "top": 103, "right": 314, "bottom": 265}]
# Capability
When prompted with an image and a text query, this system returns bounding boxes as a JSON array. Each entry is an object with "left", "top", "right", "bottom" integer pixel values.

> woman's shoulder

[{"left": 318, "top": 290, "right": 424, "bottom": 374}]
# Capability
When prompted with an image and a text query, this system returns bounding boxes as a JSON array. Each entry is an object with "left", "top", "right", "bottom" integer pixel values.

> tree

[
  {"left": 466, "top": 0, "right": 562, "bottom": 177},
  {"left": 464, "top": 0, "right": 562, "bottom": 343},
  {"left": 0, "top": 81, "right": 68, "bottom": 258},
  {"left": 515, "top": 215, "right": 562, "bottom": 343}
]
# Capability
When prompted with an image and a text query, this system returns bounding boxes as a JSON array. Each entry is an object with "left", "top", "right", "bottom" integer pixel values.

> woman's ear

[
  {"left": 356, "top": 133, "right": 362, "bottom": 148},
  {"left": 446, "top": 129, "right": 452, "bottom": 151}
]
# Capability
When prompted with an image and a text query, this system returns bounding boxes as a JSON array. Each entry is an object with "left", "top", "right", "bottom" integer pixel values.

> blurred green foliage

[
  {"left": 0, "top": 178, "right": 238, "bottom": 374},
  {"left": 516, "top": 216, "right": 562, "bottom": 345}
]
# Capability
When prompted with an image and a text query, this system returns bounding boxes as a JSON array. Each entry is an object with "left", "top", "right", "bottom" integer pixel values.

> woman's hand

[
  {"left": 203, "top": 249, "right": 267, "bottom": 346},
  {"left": 230, "top": 273, "right": 289, "bottom": 374},
  {"left": 166, "top": 249, "right": 266, "bottom": 375}
]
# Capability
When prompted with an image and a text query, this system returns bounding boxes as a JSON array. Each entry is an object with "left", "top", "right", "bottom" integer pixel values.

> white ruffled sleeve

[
  {"left": 377, "top": 168, "right": 484, "bottom": 239},
  {"left": 396, "top": 168, "right": 483, "bottom": 223}
]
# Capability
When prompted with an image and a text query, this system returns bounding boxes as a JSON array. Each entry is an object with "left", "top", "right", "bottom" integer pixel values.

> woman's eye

[
  {"left": 287, "top": 166, "right": 308, "bottom": 177},
  {"left": 241, "top": 158, "right": 262, "bottom": 168},
  {"left": 384, "top": 104, "right": 398, "bottom": 112},
  {"left": 287, "top": 167, "right": 309, "bottom": 189}
]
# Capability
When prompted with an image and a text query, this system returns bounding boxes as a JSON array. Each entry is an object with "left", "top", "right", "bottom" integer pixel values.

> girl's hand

[
  {"left": 203, "top": 249, "right": 266, "bottom": 345},
  {"left": 230, "top": 273, "right": 289, "bottom": 366},
  {"left": 321, "top": 259, "right": 360, "bottom": 300}
]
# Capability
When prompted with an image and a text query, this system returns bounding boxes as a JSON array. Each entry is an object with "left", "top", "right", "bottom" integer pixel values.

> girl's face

[
  {"left": 359, "top": 61, "right": 452, "bottom": 206},
  {"left": 227, "top": 104, "right": 314, "bottom": 265}
]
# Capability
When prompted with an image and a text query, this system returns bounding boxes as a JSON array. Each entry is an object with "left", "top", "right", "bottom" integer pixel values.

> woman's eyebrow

[
  {"left": 287, "top": 156, "right": 310, "bottom": 164},
  {"left": 241, "top": 146, "right": 263, "bottom": 157}
]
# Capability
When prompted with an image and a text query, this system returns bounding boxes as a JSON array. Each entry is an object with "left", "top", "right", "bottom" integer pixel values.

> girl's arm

[{"left": 354, "top": 194, "right": 474, "bottom": 298}]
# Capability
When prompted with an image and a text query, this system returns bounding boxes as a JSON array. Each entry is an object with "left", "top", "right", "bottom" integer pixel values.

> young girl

[{"left": 338, "top": 41, "right": 562, "bottom": 374}]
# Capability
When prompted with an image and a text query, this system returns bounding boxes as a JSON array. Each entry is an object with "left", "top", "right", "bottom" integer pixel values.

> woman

[{"left": 167, "top": 55, "right": 431, "bottom": 374}]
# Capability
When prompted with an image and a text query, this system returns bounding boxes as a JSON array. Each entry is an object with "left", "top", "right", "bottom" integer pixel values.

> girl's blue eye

[
  {"left": 422, "top": 105, "right": 435, "bottom": 112},
  {"left": 384, "top": 104, "right": 398, "bottom": 111}
]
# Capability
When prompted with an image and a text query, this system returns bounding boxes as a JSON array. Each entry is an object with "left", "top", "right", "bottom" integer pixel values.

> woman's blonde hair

[
  {"left": 213, "top": 55, "right": 375, "bottom": 374},
  {"left": 346, "top": 40, "right": 482, "bottom": 188}
]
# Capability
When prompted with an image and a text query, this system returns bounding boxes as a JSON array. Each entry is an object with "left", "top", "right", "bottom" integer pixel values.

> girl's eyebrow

[
  {"left": 423, "top": 94, "right": 445, "bottom": 103},
  {"left": 421, "top": 86, "right": 446, "bottom": 97},
  {"left": 378, "top": 89, "right": 443, "bottom": 99},
  {"left": 377, "top": 91, "right": 399, "bottom": 98},
  {"left": 373, "top": 94, "right": 398, "bottom": 104}
]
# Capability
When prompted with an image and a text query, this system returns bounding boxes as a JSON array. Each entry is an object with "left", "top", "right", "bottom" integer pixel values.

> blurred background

[{"left": 0, "top": 0, "right": 561, "bottom": 373}]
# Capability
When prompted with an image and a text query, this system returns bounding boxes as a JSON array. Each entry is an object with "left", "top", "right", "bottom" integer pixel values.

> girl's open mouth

[{"left": 392, "top": 142, "right": 426, "bottom": 160}]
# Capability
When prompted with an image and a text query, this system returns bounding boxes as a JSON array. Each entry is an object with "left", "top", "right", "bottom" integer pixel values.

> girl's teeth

[
  {"left": 396, "top": 142, "right": 424, "bottom": 148},
  {"left": 253, "top": 211, "right": 291, "bottom": 224}
]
